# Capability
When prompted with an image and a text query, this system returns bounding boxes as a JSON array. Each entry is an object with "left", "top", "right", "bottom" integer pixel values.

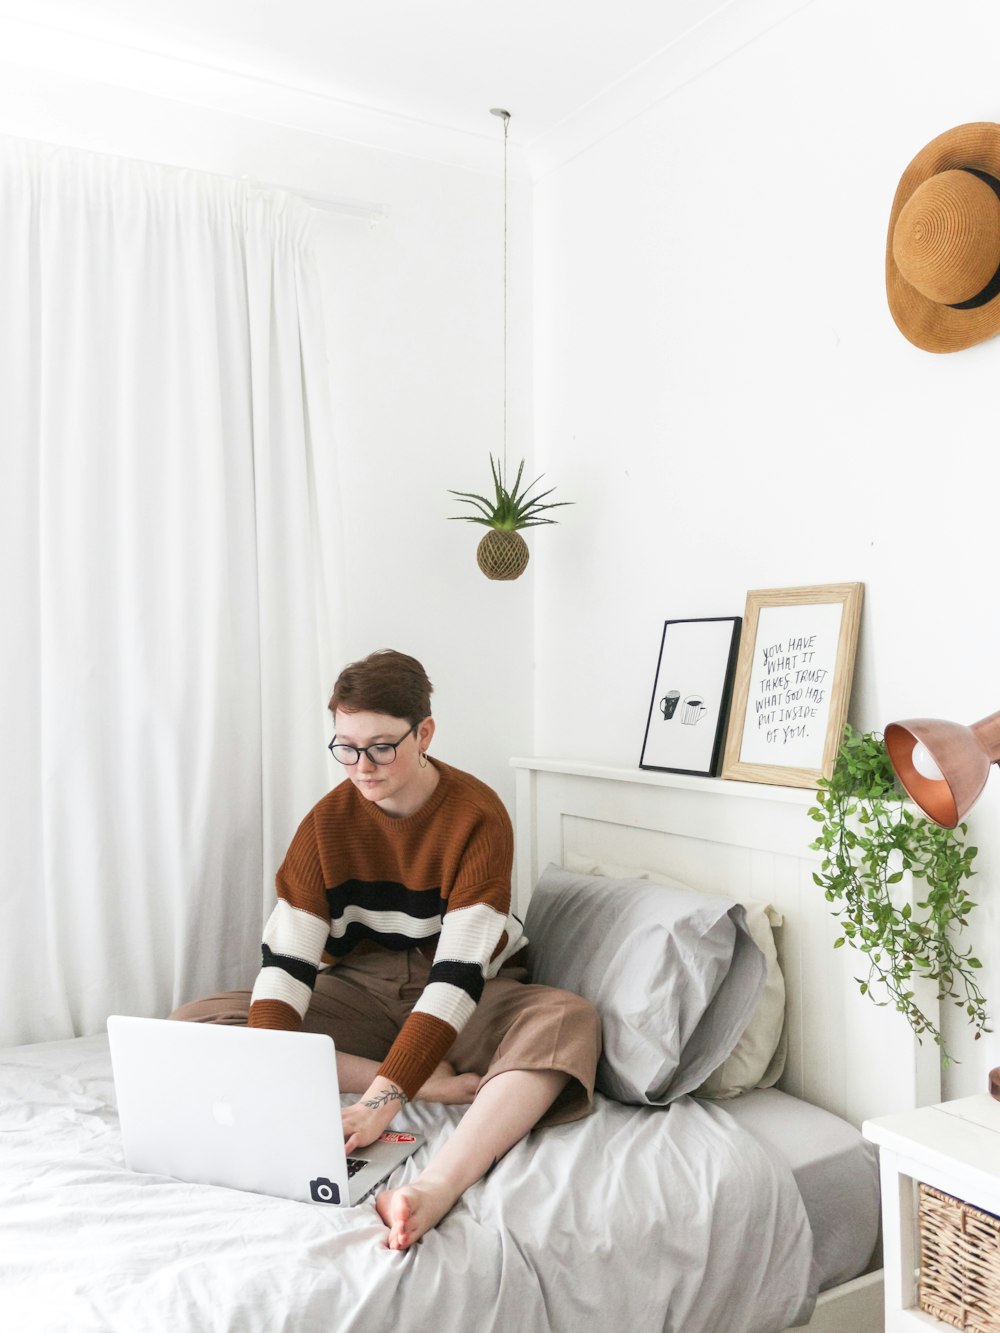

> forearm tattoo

[{"left": 362, "top": 1083, "right": 408, "bottom": 1112}]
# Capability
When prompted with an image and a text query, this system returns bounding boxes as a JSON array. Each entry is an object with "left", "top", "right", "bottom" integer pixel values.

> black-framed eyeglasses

[{"left": 328, "top": 725, "right": 417, "bottom": 767}]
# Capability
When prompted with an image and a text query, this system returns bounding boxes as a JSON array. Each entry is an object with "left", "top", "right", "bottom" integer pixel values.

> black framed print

[{"left": 640, "top": 616, "right": 742, "bottom": 777}]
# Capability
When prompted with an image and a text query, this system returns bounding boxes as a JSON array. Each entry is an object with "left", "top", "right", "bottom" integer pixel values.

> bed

[{"left": 0, "top": 759, "right": 940, "bottom": 1332}]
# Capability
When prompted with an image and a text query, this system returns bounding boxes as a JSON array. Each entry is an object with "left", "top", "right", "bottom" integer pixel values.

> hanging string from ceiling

[
  {"left": 446, "top": 107, "right": 571, "bottom": 582},
  {"left": 490, "top": 107, "right": 510, "bottom": 480}
]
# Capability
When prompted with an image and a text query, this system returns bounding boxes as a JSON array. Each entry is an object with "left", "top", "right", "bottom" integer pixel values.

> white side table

[{"left": 863, "top": 1095, "right": 1000, "bottom": 1331}]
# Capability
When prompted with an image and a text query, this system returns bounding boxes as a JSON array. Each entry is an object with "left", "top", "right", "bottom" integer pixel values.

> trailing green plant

[{"left": 808, "top": 724, "right": 989, "bottom": 1058}]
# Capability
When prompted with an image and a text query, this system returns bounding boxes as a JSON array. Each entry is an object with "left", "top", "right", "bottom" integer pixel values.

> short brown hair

[{"left": 328, "top": 649, "right": 433, "bottom": 726}]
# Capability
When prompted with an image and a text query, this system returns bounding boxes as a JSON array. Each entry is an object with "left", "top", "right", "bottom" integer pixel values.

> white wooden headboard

[{"left": 511, "top": 758, "right": 940, "bottom": 1130}]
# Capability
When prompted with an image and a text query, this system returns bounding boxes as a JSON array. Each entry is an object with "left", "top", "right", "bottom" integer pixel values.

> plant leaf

[{"left": 448, "top": 456, "right": 571, "bottom": 530}]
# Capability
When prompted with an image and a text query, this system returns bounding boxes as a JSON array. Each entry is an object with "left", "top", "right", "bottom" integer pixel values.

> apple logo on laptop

[{"left": 212, "top": 1099, "right": 236, "bottom": 1127}]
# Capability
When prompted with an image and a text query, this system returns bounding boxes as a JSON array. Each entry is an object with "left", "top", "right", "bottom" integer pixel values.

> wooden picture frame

[
  {"left": 721, "top": 583, "right": 864, "bottom": 788},
  {"left": 640, "top": 616, "right": 742, "bottom": 777}
]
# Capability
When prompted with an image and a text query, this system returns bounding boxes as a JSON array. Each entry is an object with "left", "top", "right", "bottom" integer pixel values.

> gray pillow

[{"left": 523, "top": 864, "right": 766, "bottom": 1105}]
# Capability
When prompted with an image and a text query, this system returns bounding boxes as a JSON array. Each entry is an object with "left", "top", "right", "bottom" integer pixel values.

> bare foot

[
  {"left": 375, "top": 1175, "right": 458, "bottom": 1250},
  {"left": 416, "top": 1061, "right": 481, "bottom": 1105}
]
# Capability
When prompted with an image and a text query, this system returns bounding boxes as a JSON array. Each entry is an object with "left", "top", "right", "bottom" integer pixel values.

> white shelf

[{"left": 509, "top": 756, "right": 817, "bottom": 805}]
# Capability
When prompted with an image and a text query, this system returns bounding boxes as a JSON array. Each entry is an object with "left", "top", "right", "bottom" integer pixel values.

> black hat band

[{"left": 948, "top": 168, "right": 1000, "bottom": 310}]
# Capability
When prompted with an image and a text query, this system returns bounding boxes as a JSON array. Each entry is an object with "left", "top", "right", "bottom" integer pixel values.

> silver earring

[{"left": 418, "top": 751, "right": 428, "bottom": 768}]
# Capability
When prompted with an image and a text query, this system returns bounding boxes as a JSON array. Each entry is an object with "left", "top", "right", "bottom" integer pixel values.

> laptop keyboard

[{"left": 346, "top": 1157, "right": 367, "bottom": 1179}]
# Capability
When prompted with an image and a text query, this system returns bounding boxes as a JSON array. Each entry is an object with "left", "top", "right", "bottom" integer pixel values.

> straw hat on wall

[{"left": 886, "top": 122, "right": 1000, "bottom": 352}]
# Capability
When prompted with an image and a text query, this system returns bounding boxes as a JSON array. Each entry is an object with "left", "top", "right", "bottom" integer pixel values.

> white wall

[
  {"left": 6, "top": 1, "right": 1000, "bottom": 1098},
  {"left": 0, "top": 60, "right": 534, "bottom": 807},
  {"left": 532, "top": 0, "right": 1000, "bottom": 1098}
]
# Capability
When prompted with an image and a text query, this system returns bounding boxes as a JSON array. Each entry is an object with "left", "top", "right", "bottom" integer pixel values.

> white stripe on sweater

[
  {"left": 329, "top": 904, "right": 442, "bottom": 940},
  {"left": 262, "top": 899, "right": 330, "bottom": 964},
  {"left": 411, "top": 981, "right": 478, "bottom": 1032},
  {"left": 435, "top": 901, "right": 506, "bottom": 963},
  {"left": 250, "top": 966, "right": 313, "bottom": 1019},
  {"left": 435, "top": 901, "right": 526, "bottom": 976}
]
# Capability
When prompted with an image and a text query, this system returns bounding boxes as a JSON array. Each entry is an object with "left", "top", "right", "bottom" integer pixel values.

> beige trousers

[{"left": 170, "top": 943, "right": 601, "bottom": 1127}]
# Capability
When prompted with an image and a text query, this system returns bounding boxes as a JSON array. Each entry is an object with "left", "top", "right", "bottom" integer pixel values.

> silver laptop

[{"left": 107, "top": 1015, "right": 423, "bottom": 1206}]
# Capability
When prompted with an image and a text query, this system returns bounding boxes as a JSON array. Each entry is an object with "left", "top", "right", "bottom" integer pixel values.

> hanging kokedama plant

[
  {"left": 448, "top": 454, "right": 571, "bottom": 580},
  {"left": 448, "top": 110, "right": 571, "bottom": 581}
]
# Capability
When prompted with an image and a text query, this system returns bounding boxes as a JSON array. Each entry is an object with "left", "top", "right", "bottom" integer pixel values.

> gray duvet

[{"left": 0, "top": 1034, "right": 816, "bottom": 1332}]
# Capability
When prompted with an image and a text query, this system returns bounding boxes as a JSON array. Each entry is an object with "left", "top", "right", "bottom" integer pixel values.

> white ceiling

[{"left": 0, "top": 0, "right": 815, "bottom": 177}]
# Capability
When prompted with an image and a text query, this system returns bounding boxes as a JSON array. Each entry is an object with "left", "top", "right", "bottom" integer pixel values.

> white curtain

[{"left": 0, "top": 136, "right": 342, "bottom": 1046}]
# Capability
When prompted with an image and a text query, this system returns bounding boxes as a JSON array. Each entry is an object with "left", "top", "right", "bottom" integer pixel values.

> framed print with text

[
  {"left": 640, "top": 616, "right": 742, "bottom": 777},
  {"left": 721, "top": 582, "right": 864, "bottom": 788}
]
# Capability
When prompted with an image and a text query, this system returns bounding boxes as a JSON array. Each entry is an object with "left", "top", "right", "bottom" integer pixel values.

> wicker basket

[{"left": 919, "top": 1182, "right": 1000, "bottom": 1331}]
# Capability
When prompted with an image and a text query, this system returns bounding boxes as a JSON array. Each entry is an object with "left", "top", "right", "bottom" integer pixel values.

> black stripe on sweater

[
  {"left": 325, "top": 879, "right": 445, "bottom": 923},
  {"left": 323, "top": 922, "right": 439, "bottom": 957},
  {"left": 427, "top": 959, "right": 485, "bottom": 1004},
  {"left": 260, "top": 943, "right": 319, "bottom": 989}
]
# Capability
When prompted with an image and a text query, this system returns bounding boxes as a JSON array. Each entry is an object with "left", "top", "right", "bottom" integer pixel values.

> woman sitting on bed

[{"left": 172, "top": 648, "right": 601, "bottom": 1250}]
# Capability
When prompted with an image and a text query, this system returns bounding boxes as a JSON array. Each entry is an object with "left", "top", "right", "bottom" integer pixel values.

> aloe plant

[{"left": 448, "top": 454, "right": 571, "bottom": 530}]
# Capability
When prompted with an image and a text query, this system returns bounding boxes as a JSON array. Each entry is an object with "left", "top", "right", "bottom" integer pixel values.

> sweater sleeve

[
  {"left": 375, "top": 799, "right": 522, "bottom": 1098},
  {"left": 247, "top": 812, "right": 331, "bottom": 1031}
]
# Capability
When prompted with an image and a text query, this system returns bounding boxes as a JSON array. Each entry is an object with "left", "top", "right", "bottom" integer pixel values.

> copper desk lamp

[{"left": 884, "top": 709, "right": 1000, "bottom": 1098}]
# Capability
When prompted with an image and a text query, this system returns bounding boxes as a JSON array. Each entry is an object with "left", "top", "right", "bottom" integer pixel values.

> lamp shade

[{"left": 884, "top": 710, "right": 1000, "bottom": 827}]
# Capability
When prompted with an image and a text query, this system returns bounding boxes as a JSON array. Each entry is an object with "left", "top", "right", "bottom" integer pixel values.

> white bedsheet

[{"left": 0, "top": 1035, "right": 817, "bottom": 1333}]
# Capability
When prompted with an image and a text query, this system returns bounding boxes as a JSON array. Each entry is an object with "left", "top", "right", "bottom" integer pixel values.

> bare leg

[
  {"left": 374, "top": 1067, "right": 569, "bottom": 1250},
  {"left": 337, "top": 1052, "right": 479, "bottom": 1106}
]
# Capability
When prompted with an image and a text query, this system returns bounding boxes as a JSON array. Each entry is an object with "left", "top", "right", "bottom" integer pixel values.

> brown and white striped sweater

[{"left": 248, "top": 760, "right": 526, "bottom": 1099}]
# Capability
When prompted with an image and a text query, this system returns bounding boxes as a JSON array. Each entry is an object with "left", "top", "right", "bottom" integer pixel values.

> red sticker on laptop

[{"left": 378, "top": 1132, "right": 416, "bottom": 1143}]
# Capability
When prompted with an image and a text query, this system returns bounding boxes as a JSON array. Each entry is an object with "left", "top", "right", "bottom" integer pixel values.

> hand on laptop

[{"left": 343, "top": 1076, "right": 409, "bottom": 1154}]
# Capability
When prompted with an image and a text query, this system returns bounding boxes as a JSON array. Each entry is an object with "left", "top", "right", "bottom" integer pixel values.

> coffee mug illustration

[
  {"left": 660, "top": 690, "right": 680, "bottom": 720},
  {"left": 682, "top": 695, "right": 707, "bottom": 725}
]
